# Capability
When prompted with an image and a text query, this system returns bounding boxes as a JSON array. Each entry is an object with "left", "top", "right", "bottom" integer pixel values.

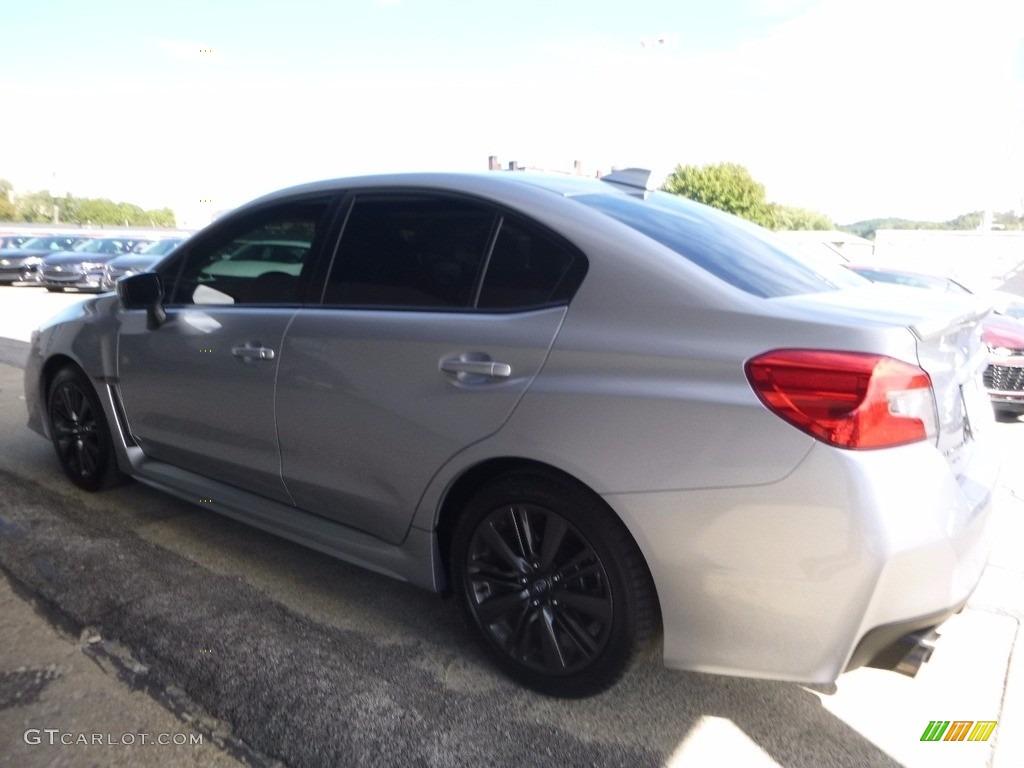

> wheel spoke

[
  {"left": 555, "top": 591, "right": 612, "bottom": 623},
  {"left": 538, "top": 515, "right": 569, "bottom": 571},
  {"left": 480, "top": 520, "right": 529, "bottom": 573},
  {"left": 59, "top": 385, "right": 78, "bottom": 421},
  {"left": 553, "top": 549, "right": 602, "bottom": 582},
  {"left": 52, "top": 422, "right": 75, "bottom": 438},
  {"left": 475, "top": 589, "right": 528, "bottom": 626},
  {"left": 78, "top": 395, "right": 94, "bottom": 425},
  {"left": 539, "top": 607, "right": 567, "bottom": 670},
  {"left": 508, "top": 603, "right": 536, "bottom": 660},
  {"left": 552, "top": 608, "right": 602, "bottom": 658},
  {"left": 509, "top": 505, "right": 536, "bottom": 561},
  {"left": 74, "top": 441, "right": 92, "bottom": 476},
  {"left": 79, "top": 439, "right": 99, "bottom": 474},
  {"left": 471, "top": 566, "right": 524, "bottom": 592}
]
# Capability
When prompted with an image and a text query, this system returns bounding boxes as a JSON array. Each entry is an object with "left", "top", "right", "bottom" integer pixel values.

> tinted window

[
  {"left": 478, "top": 217, "right": 586, "bottom": 310},
  {"left": 324, "top": 196, "right": 495, "bottom": 308},
  {"left": 167, "top": 201, "right": 327, "bottom": 305},
  {"left": 73, "top": 238, "right": 128, "bottom": 254},
  {"left": 21, "top": 236, "right": 80, "bottom": 251},
  {"left": 575, "top": 192, "right": 842, "bottom": 298},
  {"left": 139, "top": 239, "right": 183, "bottom": 256}
]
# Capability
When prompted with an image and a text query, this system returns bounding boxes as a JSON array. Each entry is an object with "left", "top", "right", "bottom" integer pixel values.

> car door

[
  {"left": 276, "top": 192, "right": 587, "bottom": 544},
  {"left": 116, "top": 195, "right": 336, "bottom": 502}
]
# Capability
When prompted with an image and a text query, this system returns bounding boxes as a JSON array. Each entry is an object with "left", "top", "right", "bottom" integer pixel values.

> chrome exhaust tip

[{"left": 894, "top": 629, "right": 940, "bottom": 677}]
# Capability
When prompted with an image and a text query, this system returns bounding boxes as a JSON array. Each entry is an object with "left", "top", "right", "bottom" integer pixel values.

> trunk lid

[{"left": 776, "top": 284, "right": 993, "bottom": 470}]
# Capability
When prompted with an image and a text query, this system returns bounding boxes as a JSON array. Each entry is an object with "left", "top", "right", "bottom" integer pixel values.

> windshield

[
  {"left": 73, "top": 239, "right": 125, "bottom": 254},
  {"left": 575, "top": 191, "right": 865, "bottom": 298},
  {"left": 19, "top": 236, "right": 74, "bottom": 251},
  {"left": 140, "top": 239, "right": 183, "bottom": 255}
]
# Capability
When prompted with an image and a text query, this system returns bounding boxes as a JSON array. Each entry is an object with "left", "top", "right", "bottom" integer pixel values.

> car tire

[
  {"left": 46, "top": 367, "right": 124, "bottom": 491},
  {"left": 994, "top": 408, "right": 1023, "bottom": 423},
  {"left": 451, "top": 470, "right": 658, "bottom": 697}
]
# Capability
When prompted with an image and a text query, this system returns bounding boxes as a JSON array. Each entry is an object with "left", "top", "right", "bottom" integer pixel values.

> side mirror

[{"left": 117, "top": 272, "right": 166, "bottom": 330}]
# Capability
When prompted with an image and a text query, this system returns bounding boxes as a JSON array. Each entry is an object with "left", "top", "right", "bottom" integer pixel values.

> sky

[{"left": 2, "top": 0, "right": 1022, "bottom": 228}]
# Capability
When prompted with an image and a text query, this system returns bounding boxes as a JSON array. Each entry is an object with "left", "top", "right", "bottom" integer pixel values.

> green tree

[
  {"left": 0, "top": 179, "right": 16, "bottom": 221},
  {"left": 770, "top": 204, "right": 834, "bottom": 231},
  {"left": 661, "top": 163, "right": 775, "bottom": 227},
  {"left": 146, "top": 208, "right": 177, "bottom": 227},
  {"left": 16, "top": 190, "right": 59, "bottom": 223}
]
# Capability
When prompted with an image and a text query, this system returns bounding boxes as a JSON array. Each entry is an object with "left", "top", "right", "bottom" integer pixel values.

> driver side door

[{"left": 116, "top": 195, "right": 337, "bottom": 502}]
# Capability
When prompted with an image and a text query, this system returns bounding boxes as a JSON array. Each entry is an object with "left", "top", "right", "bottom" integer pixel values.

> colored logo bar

[{"left": 921, "top": 721, "right": 997, "bottom": 742}]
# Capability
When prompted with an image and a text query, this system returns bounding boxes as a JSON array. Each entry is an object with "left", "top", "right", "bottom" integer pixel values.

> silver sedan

[{"left": 24, "top": 171, "right": 998, "bottom": 697}]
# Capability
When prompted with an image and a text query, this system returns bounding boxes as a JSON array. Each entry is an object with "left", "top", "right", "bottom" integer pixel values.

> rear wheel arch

[{"left": 435, "top": 458, "right": 657, "bottom": 593}]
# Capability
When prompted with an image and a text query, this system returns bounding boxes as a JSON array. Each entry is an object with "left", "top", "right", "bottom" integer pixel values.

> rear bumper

[
  {"left": 845, "top": 602, "right": 964, "bottom": 674},
  {"left": 0, "top": 266, "right": 40, "bottom": 283},
  {"left": 605, "top": 432, "right": 998, "bottom": 684}
]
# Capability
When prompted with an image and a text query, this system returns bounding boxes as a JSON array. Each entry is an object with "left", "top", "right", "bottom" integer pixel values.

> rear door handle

[
  {"left": 232, "top": 345, "right": 276, "bottom": 361},
  {"left": 440, "top": 358, "right": 512, "bottom": 379}
]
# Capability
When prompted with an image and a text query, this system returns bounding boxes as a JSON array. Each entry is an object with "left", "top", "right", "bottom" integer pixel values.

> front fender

[{"left": 24, "top": 294, "right": 123, "bottom": 439}]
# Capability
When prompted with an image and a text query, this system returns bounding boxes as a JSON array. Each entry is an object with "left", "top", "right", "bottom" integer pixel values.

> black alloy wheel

[
  {"left": 452, "top": 471, "right": 657, "bottom": 698},
  {"left": 47, "top": 367, "right": 121, "bottom": 491}
]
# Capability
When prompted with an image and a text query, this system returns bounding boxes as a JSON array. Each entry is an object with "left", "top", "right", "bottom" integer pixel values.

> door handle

[
  {"left": 440, "top": 358, "right": 512, "bottom": 379},
  {"left": 232, "top": 345, "right": 276, "bottom": 360}
]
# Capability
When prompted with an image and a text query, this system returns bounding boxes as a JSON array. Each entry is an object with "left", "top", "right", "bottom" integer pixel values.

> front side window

[{"left": 166, "top": 201, "right": 327, "bottom": 306}]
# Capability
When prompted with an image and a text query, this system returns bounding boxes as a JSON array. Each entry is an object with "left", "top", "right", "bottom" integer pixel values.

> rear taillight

[{"left": 745, "top": 349, "right": 937, "bottom": 450}]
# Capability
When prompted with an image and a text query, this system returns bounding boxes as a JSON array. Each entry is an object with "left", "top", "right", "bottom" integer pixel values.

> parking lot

[{"left": 0, "top": 282, "right": 1022, "bottom": 768}]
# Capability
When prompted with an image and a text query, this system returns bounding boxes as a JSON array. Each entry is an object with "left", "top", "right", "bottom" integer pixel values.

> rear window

[{"left": 575, "top": 191, "right": 850, "bottom": 298}]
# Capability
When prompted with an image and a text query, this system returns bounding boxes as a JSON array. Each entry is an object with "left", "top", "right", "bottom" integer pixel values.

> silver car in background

[
  {"left": 24, "top": 171, "right": 998, "bottom": 697},
  {"left": 39, "top": 237, "right": 151, "bottom": 292},
  {"left": 100, "top": 238, "right": 187, "bottom": 291}
]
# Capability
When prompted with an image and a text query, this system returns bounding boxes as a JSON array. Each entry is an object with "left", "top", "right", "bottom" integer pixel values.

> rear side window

[
  {"left": 575, "top": 192, "right": 841, "bottom": 298},
  {"left": 324, "top": 196, "right": 495, "bottom": 308},
  {"left": 477, "top": 216, "right": 586, "bottom": 310},
  {"left": 321, "top": 193, "right": 587, "bottom": 312}
]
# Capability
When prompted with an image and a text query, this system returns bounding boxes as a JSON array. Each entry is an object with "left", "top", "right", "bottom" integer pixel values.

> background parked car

[
  {"left": 0, "top": 235, "right": 92, "bottom": 285},
  {"left": 993, "top": 290, "right": 1024, "bottom": 321},
  {"left": 39, "top": 237, "right": 152, "bottom": 292},
  {"left": 848, "top": 264, "right": 1024, "bottom": 417},
  {"left": 846, "top": 265, "right": 972, "bottom": 294},
  {"left": 100, "top": 238, "right": 187, "bottom": 291},
  {"left": 0, "top": 234, "right": 34, "bottom": 250}
]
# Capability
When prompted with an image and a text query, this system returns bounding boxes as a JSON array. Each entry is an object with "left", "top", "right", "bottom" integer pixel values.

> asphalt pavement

[{"left": 0, "top": 282, "right": 1022, "bottom": 768}]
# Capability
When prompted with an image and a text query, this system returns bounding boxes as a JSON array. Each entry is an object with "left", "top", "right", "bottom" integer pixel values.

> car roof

[{"left": 238, "top": 172, "right": 628, "bottom": 213}]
